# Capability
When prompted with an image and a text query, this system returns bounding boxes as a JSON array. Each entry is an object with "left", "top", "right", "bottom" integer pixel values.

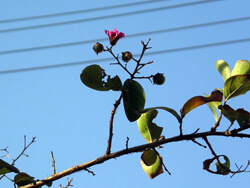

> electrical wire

[
  {"left": 0, "top": 0, "right": 220, "bottom": 34},
  {"left": 1, "top": 37, "right": 249, "bottom": 75},
  {"left": 1, "top": 15, "right": 248, "bottom": 55},
  {"left": 0, "top": 0, "right": 167, "bottom": 23}
]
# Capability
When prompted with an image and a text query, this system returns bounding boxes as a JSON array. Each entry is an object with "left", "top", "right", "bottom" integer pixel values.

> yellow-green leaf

[
  {"left": 137, "top": 110, "right": 163, "bottom": 143},
  {"left": 223, "top": 74, "right": 250, "bottom": 101},
  {"left": 231, "top": 60, "right": 250, "bottom": 76},
  {"left": 140, "top": 150, "right": 163, "bottom": 179},
  {"left": 215, "top": 60, "right": 231, "bottom": 81}
]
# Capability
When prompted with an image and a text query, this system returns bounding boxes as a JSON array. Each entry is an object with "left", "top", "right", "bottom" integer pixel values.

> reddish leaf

[{"left": 181, "top": 90, "right": 223, "bottom": 118}]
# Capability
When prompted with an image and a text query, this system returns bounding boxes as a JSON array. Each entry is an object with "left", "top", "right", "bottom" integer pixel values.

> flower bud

[
  {"left": 122, "top": 51, "right": 133, "bottom": 62},
  {"left": 153, "top": 73, "right": 165, "bottom": 85},
  {"left": 93, "top": 42, "right": 104, "bottom": 55}
]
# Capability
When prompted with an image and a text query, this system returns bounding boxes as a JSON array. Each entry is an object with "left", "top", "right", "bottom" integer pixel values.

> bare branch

[
  {"left": 12, "top": 136, "right": 36, "bottom": 165},
  {"left": 20, "top": 128, "right": 250, "bottom": 188},
  {"left": 51, "top": 151, "right": 56, "bottom": 175},
  {"left": 0, "top": 146, "right": 9, "bottom": 153},
  {"left": 192, "top": 139, "right": 206, "bottom": 148},
  {"left": 126, "top": 137, "right": 129, "bottom": 150},
  {"left": 106, "top": 94, "right": 123, "bottom": 155}
]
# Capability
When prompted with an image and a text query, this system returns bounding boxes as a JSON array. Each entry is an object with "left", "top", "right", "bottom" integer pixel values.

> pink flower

[{"left": 105, "top": 28, "right": 125, "bottom": 46}]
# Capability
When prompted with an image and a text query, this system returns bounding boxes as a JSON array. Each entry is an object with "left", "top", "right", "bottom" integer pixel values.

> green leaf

[
  {"left": 137, "top": 110, "right": 163, "bottom": 143},
  {"left": 236, "top": 108, "right": 250, "bottom": 128},
  {"left": 205, "top": 92, "right": 222, "bottom": 122},
  {"left": 14, "top": 172, "right": 40, "bottom": 187},
  {"left": 215, "top": 155, "right": 230, "bottom": 175},
  {"left": 181, "top": 90, "right": 223, "bottom": 118},
  {"left": 0, "top": 159, "right": 20, "bottom": 175},
  {"left": 106, "top": 75, "right": 122, "bottom": 91},
  {"left": 140, "top": 150, "right": 163, "bottom": 179},
  {"left": 140, "top": 106, "right": 182, "bottom": 124},
  {"left": 231, "top": 60, "right": 250, "bottom": 76},
  {"left": 207, "top": 103, "right": 218, "bottom": 122},
  {"left": 223, "top": 74, "right": 250, "bottom": 101},
  {"left": 218, "top": 105, "right": 238, "bottom": 124},
  {"left": 80, "top": 64, "right": 122, "bottom": 91},
  {"left": 46, "top": 181, "right": 53, "bottom": 187},
  {"left": 215, "top": 60, "right": 231, "bottom": 81},
  {"left": 122, "top": 79, "right": 146, "bottom": 122},
  {"left": 203, "top": 155, "right": 230, "bottom": 175}
]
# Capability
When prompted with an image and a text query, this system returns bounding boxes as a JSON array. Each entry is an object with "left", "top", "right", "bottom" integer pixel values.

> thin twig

[
  {"left": 211, "top": 112, "right": 222, "bottom": 131},
  {"left": 59, "top": 178, "right": 73, "bottom": 188},
  {"left": 12, "top": 136, "right": 36, "bottom": 165},
  {"left": 126, "top": 137, "right": 129, "bottom": 149},
  {"left": 106, "top": 94, "right": 123, "bottom": 155},
  {"left": 84, "top": 168, "right": 95, "bottom": 176},
  {"left": 192, "top": 139, "right": 206, "bottom": 148},
  {"left": 0, "top": 146, "right": 9, "bottom": 153},
  {"left": 153, "top": 148, "right": 171, "bottom": 175},
  {"left": 51, "top": 151, "right": 56, "bottom": 175}
]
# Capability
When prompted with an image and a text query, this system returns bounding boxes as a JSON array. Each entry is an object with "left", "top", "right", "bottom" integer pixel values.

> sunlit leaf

[
  {"left": 203, "top": 155, "right": 230, "bottom": 175},
  {"left": 181, "top": 90, "right": 223, "bottom": 118},
  {"left": 207, "top": 102, "right": 220, "bottom": 122},
  {"left": 137, "top": 110, "right": 163, "bottom": 143},
  {"left": 223, "top": 74, "right": 250, "bottom": 101},
  {"left": 0, "top": 159, "right": 19, "bottom": 175},
  {"left": 80, "top": 64, "right": 122, "bottom": 91},
  {"left": 215, "top": 60, "right": 231, "bottom": 81},
  {"left": 140, "top": 106, "right": 181, "bottom": 124},
  {"left": 122, "top": 79, "right": 145, "bottom": 122},
  {"left": 231, "top": 60, "right": 250, "bottom": 76},
  {"left": 205, "top": 92, "right": 222, "bottom": 122},
  {"left": 236, "top": 108, "right": 250, "bottom": 128},
  {"left": 140, "top": 150, "right": 163, "bottom": 179},
  {"left": 218, "top": 105, "right": 238, "bottom": 124}
]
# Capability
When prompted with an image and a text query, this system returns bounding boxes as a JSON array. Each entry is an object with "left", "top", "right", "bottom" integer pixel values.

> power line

[
  {"left": 1, "top": 15, "right": 248, "bottom": 55},
  {"left": 1, "top": 37, "right": 249, "bottom": 75},
  {"left": 0, "top": 0, "right": 167, "bottom": 23},
  {"left": 0, "top": 0, "right": 219, "bottom": 34}
]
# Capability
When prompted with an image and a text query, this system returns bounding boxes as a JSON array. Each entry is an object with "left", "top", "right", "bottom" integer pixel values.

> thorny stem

[{"left": 106, "top": 94, "right": 123, "bottom": 155}]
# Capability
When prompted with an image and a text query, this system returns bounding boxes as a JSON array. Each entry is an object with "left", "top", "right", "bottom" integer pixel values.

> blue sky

[{"left": 0, "top": 0, "right": 250, "bottom": 187}]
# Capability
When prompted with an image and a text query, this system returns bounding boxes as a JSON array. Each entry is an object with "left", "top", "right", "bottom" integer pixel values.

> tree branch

[
  {"left": 12, "top": 136, "right": 36, "bottom": 165},
  {"left": 20, "top": 128, "right": 250, "bottom": 188},
  {"left": 106, "top": 94, "right": 123, "bottom": 155}
]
